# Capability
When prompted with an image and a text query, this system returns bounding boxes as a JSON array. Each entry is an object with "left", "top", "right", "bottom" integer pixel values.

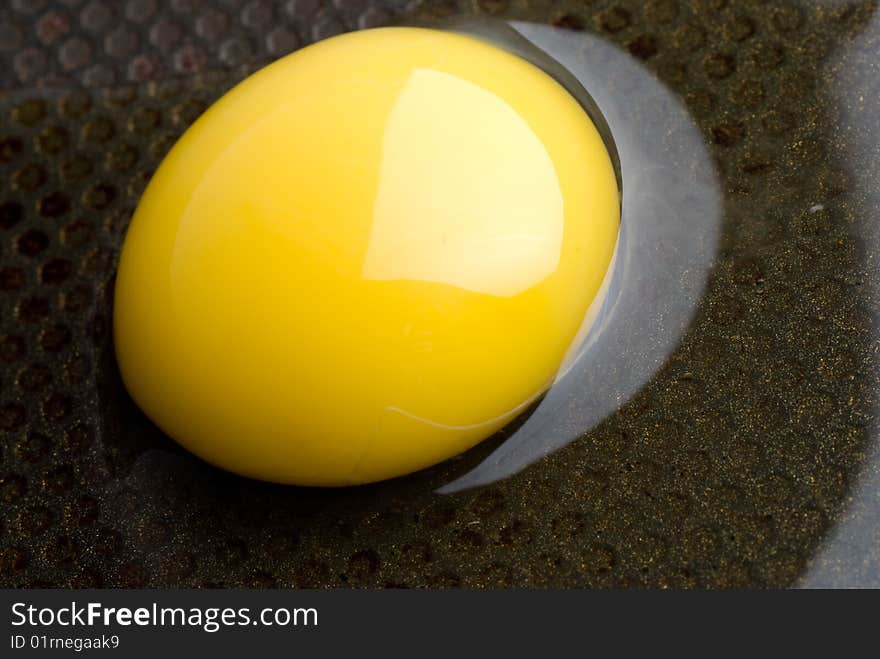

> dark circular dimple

[
  {"left": 552, "top": 13, "right": 586, "bottom": 31},
  {"left": 0, "top": 136, "right": 24, "bottom": 163},
  {"left": 13, "top": 163, "right": 48, "bottom": 191},
  {"left": 12, "top": 99, "right": 47, "bottom": 126},
  {"left": 62, "top": 284, "right": 93, "bottom": 313},
  {"left": 293, "top": 559, "right": 329, "bottom": 589},
  {"left": 40, "top": 325, "right": 70, "bottom": 352},
  {"left": 38, "top": 191, "right": 70, "bottom": 218},
  {"left": 740, "top": 150, "right": 773, "bottom": 175},
  {"left": 479, "top": 561, "right": 515, "bottom": 587},
  {"left": 65, "top": 422, "right": 95, "bottom": 449},
  {"left": 43, "top": 393, "right": 72, "bottom": 420},
  {"left": 81, "top": 64, "right": 116, "bottom": 87},
  {"left": 712, "top": 295, "right": 744, "bottom": 325},
  {"left": 467, "top": 490, "right": 505, "bottom": 519},
  {"left": 0, "top": 335, "right": 26, "bottom": 363},
  {"left": 14, "top": 431, "right": 51, "bottom": 463},
  {"left": 171, "top": 0, "right": 199, "bottom": 14},
  {"left": 61, "top": 219, "right": 94, "bottom": 246},
  {"left": 35, "top": 126, "right": 69, "bottom": 155},
  {"left": 241, "top": 1, "right": 274, "bottom": 29},
  {"left": 627, "top": 34, "right": 658, "bottom": 60},
  {"left": 0, "top": 201, "right": 24, "bottom": 230},
  {"left": 214, "top": 538, "right": 248, "bottom": 566},
  {"left": 0, "top": 547, "right": 28, "bottom": 573},
  {"left": 418, "top": 504, "right": 455, "bottom": 530},
  {"left": 59, "top": 90, "right": 92, "bottom": 119},
  {"left": 105, "top": 27, "right": 140, "bottom": 59},
  {"left": 0, "top": 404, "right": 26, "bottom": 431},
  {"left": 416, "top": 0, "right": 457, "bottom": 20},
  {"left": 196, "top": 10, "right": 229, "bottom": 40},
  {"left": 0, "top": 266, "right": 25, "bottom": 291},
  {"left": 150, "top": 78, "right": 184, "bottom": 102},
  {"left": 40, "top": 258, "right": 73, "bottom": 285},
  {"left": 582, "top": 544, "right": 617, "bottom": 575},
  {"left": 17, "top": 363, "right": 52, "bottom": 392},
  {"left": 599, "top": 7, "right": 631, "bottom": 33},
  {"left": 771, "top": 5, "right": 803, "bottom": 33},
  {"left": 149, "top": 133, "right": 176, "bottom": 160},
  {"left": 126, "top": 0, "right": 159, "bottom": 24},
  {"left": 127, "top": 169, "right": 153, "bottom": 198},
  {"left": 82, "top": 116, "right": 116, "bottom": 144},
  {"left": 116, "top": 561, "right": 149, "bottom": 588},
  {"left": 729, "top": 79, "right": 764, "bottom": 109},
  {"left": 21, "top": 505, "right": 54, "bottom": 537},
  {"left": 60, "top": 155, "right": 94, "bottom": 183},
  {"left": 570, "top": 467, "right": 610, "bottom": 498},
  {"left": 704, "top": 52, "right": 736, "bottom": 79},
  {"left": 427, "top": 571, "right": 461, "bottom": 589},
  {"left": 18, "top": 296, "right": 50, "bottom": 322},
  {"left": 551, "top": 511, "right": 589, "bottom": 540},
  {"left": 17, "top": 229, "right": 49, "bottom": 257},
  {"left": 171, "top": 100, "right": 206, "bottom": 127},
  {"left": 477, "top": 0, "right": 508, "bottom": 16},
  {"left": 672, "top": 23, "right": 706, "bottom": 51},
  {"left": 51, "top": 535, "right": 80, "bottom": 565},
  {"left": 128, "top": 107, "right": 161, "bottom": 134},
  {"left": 358, "top": 6, "right": 391, "bottom": 29},
  {"left": 723, "top": 14, "right": 756, "bottom": 42},
  {"left": 451, "top": 528, "right": 484, "bottom": 552},
  {"left": 749, "top": 41, "right": 786, "bottom": 69},
  {"left": 59, "top": 37, "right": 93, "bottom": 72},
  {"left": 173, "top": 45, "right": 207, "bottom": 75},
  {"left": 497, "top": 519, "right": 532, "bottom": 547},
  {"left": 149, "top": 19, "right": 182, "bottom": 52},
  {"left": 347, "top": 549, "right": 381, "bottom": 579},
  {"left": 83, "top": 246, "right": 116, "bottom": 274},
  {"left": 36, "top": 11, "right": 71, "bottom": 45},
  {"left": 104, "top": 207, "right": 133, "bottom": 235},
  {"left": 42, "top": 464, "right": 74, "bottom": 494},
  {"left": 691, "top": 0, "right": 728, "bottom": 13},
  {"left": 644, "top": 0, "right": 679, "bottom": 24},
  {"left": 400, "top": 540, "right": 432, "bottom": 564},
  {"left": 128, "top": 53, "right": 162, "bottom": 82},
  {"left": 106, "top": 144, "right": 139, "bottom": 173},
  {"left": 83, "top": 183, "right": 116, "bottom": 210},
  {"left": 266, "top": 26, "right": 300, "bottom": 56},
  {"left": 79, "top": 1, "right": 115, "bottom": 33},
  {"left": 712, "top": 121, "right": 746, "bottom": 147},
  {"left": 0, "top": 20, "right": 23, "bottom": 51},
  {"left": 219, "top": 36, "right": 255, "bottom": 67},
  {"left": 103, "top": 86, "right": 138, "bottom": 110},
  {"left": 92, "top": 526, "right": 123, "bottom": 556}
]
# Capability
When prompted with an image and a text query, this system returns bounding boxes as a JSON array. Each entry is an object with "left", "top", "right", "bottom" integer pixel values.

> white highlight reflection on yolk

[{"left": 363, "top": 68, "right": 564, "bottom": 298}]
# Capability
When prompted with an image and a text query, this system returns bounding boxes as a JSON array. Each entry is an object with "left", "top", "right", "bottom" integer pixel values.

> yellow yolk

[{"left": 113, "top": 27, "right": 620, "bottom": 486}]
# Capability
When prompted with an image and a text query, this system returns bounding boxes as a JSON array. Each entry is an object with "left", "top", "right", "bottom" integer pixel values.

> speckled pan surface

[{"left": 1, "top": 0, "right": 878, "bottom": 588}]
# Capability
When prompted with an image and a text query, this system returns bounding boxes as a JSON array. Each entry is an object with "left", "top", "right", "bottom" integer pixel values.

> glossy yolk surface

[{"left": 113, "top": 27, "right": 620, "bottom": 486}]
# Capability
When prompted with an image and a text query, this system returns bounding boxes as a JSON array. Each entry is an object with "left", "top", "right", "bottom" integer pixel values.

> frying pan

[{"left": 1, "top": 0, "right": 877, "bottom": 588}]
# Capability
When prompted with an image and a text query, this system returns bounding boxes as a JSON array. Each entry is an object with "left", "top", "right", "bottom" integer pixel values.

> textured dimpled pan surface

[{"left": 1, "top": 0, "right": 879, "bottom": 588}]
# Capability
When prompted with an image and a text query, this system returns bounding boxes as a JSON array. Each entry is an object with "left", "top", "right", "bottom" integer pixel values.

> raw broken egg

[{"left": 113, "top": 26, "right": 619, "bottom": 485}]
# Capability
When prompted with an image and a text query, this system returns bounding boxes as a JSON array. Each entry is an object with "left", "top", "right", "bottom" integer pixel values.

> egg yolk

[{"left": 113, "top": 26, "right": 620, "bottom": 486}]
